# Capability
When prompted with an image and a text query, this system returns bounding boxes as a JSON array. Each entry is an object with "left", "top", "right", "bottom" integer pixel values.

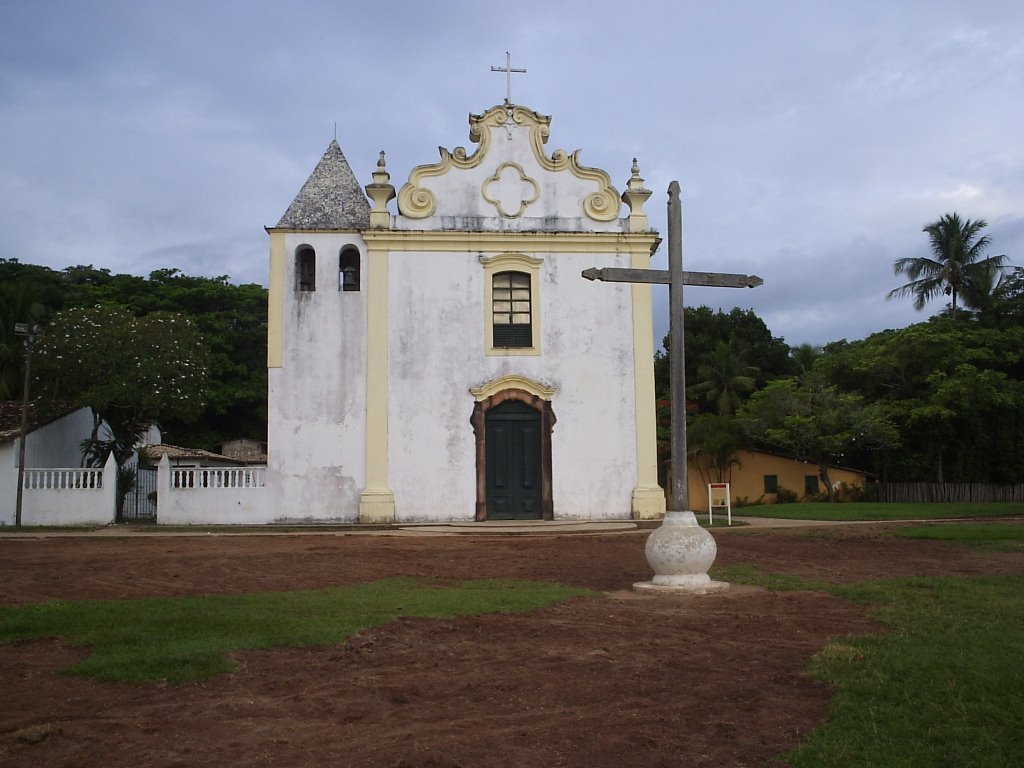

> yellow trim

[
  {"left": 629, "top": 246, "right": 666, "bottom": 520},
  {"left": 481, "top": 162, "right": 539, "bottom": 218},
  {"left": 480, "top": 253, "right": 543, "bottom": 356},
  {"left": 359, "top": 241, "right": 395, "bottom": 523},
  {"left": 396, "top": 104, "right": 620, "bottom": 222},
  {"left": 470, "top": 374, "right": 556, "bottom": 402},
  {"left": 363, "top": 229, "right": 658, "bottom": 254},
  {"left": 359, "top": 488, "right": 396, "bottom": 524},
  {"left": 267, "top": 232, "right": 285, "bottom": 368}
]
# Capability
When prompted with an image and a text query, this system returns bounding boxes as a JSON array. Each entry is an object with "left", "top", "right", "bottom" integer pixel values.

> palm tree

[
  {"left": 961, "top": 262, "right": 1018, "bottom": 326},
  {"left": 687, "top": 412, "right": 742, "bottom": 484},
  {"left": 688, "top": 340, "right": 758, "bottom": 416},
  {"left": 887, "top": 212, "right": 1007, "bottom": 317},
  {"left": 790, "top": 343, "right": 821, "bottom": 380}
]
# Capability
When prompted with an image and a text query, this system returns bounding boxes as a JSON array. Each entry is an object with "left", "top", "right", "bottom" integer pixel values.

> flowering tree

[{"left": 33, "top": 306, "right": 209, "bottom": 516}]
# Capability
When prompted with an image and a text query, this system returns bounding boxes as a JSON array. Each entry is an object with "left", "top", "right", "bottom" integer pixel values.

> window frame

[
  {"left": 480, "top": 253, "right": 542, "bottom": 356},
  {"left": 491, "top": 270, "right": 533, "bottom": 348},
  {"left": 804, "top": 475, "right": 820, "bottom": 497},
  {"left": 763, "top": 474, "right": 778, "bottom": 494}
]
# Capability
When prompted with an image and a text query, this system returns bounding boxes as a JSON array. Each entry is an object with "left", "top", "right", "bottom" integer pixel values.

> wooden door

[{"left": 485, "top": 400, "right": 542, "bottom": 520}]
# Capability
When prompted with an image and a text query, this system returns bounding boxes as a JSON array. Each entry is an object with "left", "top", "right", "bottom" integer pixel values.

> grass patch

[
  {"left": 710, "top": 564, "right": 831, "bottom": 591},
  {"left": 895, "top": 522, "right": 1024, "bottom": 552},
  {"left": 735, "top": 501, "right": 1024, "bottom": 522},
  {"left": 719, "top": 565, "right": 1024, "bottom": 766},
  {"left": 0, "top": 577, "right": 592, "bottom": 684},
  {"left": 791, "top": 575, "right": 1024, "bottom": 767}
]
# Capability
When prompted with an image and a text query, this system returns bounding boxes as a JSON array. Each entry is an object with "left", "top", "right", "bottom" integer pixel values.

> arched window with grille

[{"left": 296, "top": 245, "right": 316, "bottom": 292}]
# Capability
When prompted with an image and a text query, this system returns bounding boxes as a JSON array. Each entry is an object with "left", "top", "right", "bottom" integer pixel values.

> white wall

[
  {"left": 267, "top": 232, "right": 368, "bottom": 522},
  {"left": 156, "top": 457, "right": 271, "bottom": 524},
  {"left": 0, "top": 407, "right": 107, "bottom": 526},
  {"left": 18, "top": 454, "right": 117, "bottom": 526},
  {"left": 393, "top": 120, "right": 625, "bottom": 234},
  {"left": 386, "top": 249, "right": 638, "bottom": 521},
  {"left": 26, "top": 407, "right": 100, "bottom": 467}
]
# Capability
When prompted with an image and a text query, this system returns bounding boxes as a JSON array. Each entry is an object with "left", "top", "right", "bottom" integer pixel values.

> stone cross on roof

[{"left": 490, "top": 52, "right": 526, "bottom": 105}]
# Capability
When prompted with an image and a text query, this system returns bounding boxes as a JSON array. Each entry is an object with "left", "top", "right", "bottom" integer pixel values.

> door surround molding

[{"left": 470, "top": 387, "right": 555, "bottom": 521}]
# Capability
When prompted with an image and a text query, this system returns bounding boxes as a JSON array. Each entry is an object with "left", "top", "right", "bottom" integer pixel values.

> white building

[
  {"left": 0, "top": 404, "right": 117, "bottom": 526},
  {"left": 264, "top": 102, "right": 665, "bottom": 524}
]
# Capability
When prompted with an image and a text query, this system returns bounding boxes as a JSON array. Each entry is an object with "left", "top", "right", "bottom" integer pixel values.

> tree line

[
  {"left": 1, "top": 211, "right": 1020, "bottom": 495},
  {"left": 666, "top": 213, "right": 1023, "bottom": 495},
  {"left": 0, "top": 260, "right": 267, "bottom": 452}
]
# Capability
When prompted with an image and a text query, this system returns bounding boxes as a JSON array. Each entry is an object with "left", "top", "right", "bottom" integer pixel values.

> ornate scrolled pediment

[{"left": 396, "top": 104, "right": 621, "bottom": 222}]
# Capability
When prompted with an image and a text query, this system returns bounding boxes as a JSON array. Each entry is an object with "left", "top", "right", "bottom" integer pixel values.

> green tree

[
  {"left": 0, "top": 260, "right": 66, "bottom": 399},
  {"left": 790, "top": 343, "right": 822, "bottom": 380},
  {"left": 738, "top": 378, "right": 899, "bottom": 500},
  {"left": 655, "top": 305, "right": 791, "bottom": 400},
  {"left": 32, "top": 306, "right": 209, "bottom": 517},
  {"left": 62, "top": 267, "right": 268, "bottom": 447},
  {"left": 961, "top": 264, "right": 1023, "bottom": 328},
  {"left": 887, "top": 213, "right": 1007, "bottom": 317},
  {"left": 687, "top": 340, "right": 758, "bottom": 415},
  {"left": 816, "top": 318, "right": 1024, "bottom": 482},
  {"left": 687, "top": 412, "right": 743, "bottom": 484}
]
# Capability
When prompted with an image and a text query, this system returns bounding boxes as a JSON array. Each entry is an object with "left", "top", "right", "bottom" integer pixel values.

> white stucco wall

[
  {"left": 156, "top": 457, "right": 272, "bottom": 524},
  {"left": 386, "top": 248, "right": 638, "bottom": 521},
  {"left": 266, "top": 232, "right": 368, "bottom": 522},
  {"left": 25, "top": 407, "right": 101, "bottom": 467},
  {"left": 0, "top": 407, "right": 108, "bottom": 525},
  {"left": 0, "top": 443, "right": 18, "bottom": 525},
  {"left": 19, "top": 455, "right": 117, "bottom": 526}
]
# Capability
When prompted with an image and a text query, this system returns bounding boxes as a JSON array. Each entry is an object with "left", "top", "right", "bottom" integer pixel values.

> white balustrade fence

[
  {"left": 171, "top": 467, "right": 267, "bottom": 490},
  {"left": 15, "top": 454, "right": 117, "bottom": 526},
  {"left": 23, "top": 467, "right": 105, "bottom": 490},
  {"left": 157, "top": 455, "right": 271, "bottom": 524}
]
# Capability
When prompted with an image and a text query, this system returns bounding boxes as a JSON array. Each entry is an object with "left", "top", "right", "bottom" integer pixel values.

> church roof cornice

[
  {"left": 275, "top": 139, "right": 370, "bottom": 230},
  {"left": 361, "top": 228, "right": 661, "bottom": 256}
]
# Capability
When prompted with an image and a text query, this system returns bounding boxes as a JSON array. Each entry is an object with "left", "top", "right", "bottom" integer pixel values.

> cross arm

[{"left": 581, "top": 266, "right": 763, "bottom": 289}]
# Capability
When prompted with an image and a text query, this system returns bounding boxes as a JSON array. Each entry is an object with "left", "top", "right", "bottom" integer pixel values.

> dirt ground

[{"left": 1, "top": 522, "right": 1022, "bottom": 768}]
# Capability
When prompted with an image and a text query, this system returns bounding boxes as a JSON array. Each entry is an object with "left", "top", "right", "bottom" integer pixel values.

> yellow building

[{"left": 679, "top": 450, "right": 868, "bottom": 513}]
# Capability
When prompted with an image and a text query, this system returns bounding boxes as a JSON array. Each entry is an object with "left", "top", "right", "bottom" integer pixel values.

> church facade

[{"left": 264, "top": 103, "right": 665, "bottom": 524}]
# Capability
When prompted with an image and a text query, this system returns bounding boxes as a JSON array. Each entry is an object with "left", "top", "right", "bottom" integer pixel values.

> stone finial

[
  {"left": 621, "top": 158, "right": 652, "bottom": 232},
  {"left": 365, "top": 150, "right": 396, "bottom": 228}
]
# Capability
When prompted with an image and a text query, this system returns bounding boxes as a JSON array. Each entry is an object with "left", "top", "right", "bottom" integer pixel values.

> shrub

[{"left": 776, "top": 485, "right": 799, "bottom": 504}]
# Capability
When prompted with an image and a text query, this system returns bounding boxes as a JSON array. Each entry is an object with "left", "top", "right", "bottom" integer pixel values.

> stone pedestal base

[
  {"left": 359, "top": 488, "right": 395, "bottom": 525},
  {"left": 633, "top": 578, "right": 730, "bottom": 595},
  {"left": 631, "top": 485, "right": 667, "bottom": 520},
  {"left": 633, "top": 510, "right": 729, "bottom": 595}
]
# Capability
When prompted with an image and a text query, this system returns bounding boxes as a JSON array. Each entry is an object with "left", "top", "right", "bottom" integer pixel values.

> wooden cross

[
  {"left": 583, "top": 181, "right": 763, "bottom": 512},
  {"left": 491, "top": 52, "right": 526, "bottom": 105}
]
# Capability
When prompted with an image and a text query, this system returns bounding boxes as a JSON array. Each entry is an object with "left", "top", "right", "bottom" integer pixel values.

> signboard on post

[{"left": 707, "top": 483, "right": 731, "bottom": 526}]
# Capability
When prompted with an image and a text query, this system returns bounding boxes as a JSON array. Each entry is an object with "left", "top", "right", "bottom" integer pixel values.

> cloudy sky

[{"left": 1, "top": 0, "right": 1021, "bottom": 347}]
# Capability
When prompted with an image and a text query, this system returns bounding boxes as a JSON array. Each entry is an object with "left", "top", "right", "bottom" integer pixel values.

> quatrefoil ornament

[{"left": 481, "top": 162, "right": 540, "bottom": 218}]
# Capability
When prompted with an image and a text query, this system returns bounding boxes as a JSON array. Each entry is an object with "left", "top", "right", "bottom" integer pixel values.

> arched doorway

[
  {"left": 470, "top": 382, "right": 555, "bottom": 521},
  {"left": 485, "top": 400, "right": 541, "bottom": 519}
]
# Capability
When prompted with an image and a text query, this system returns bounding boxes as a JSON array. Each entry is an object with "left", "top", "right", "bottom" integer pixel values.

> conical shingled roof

[{"left": 275, "top": 140, "right": 370, "bottom": 229}]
